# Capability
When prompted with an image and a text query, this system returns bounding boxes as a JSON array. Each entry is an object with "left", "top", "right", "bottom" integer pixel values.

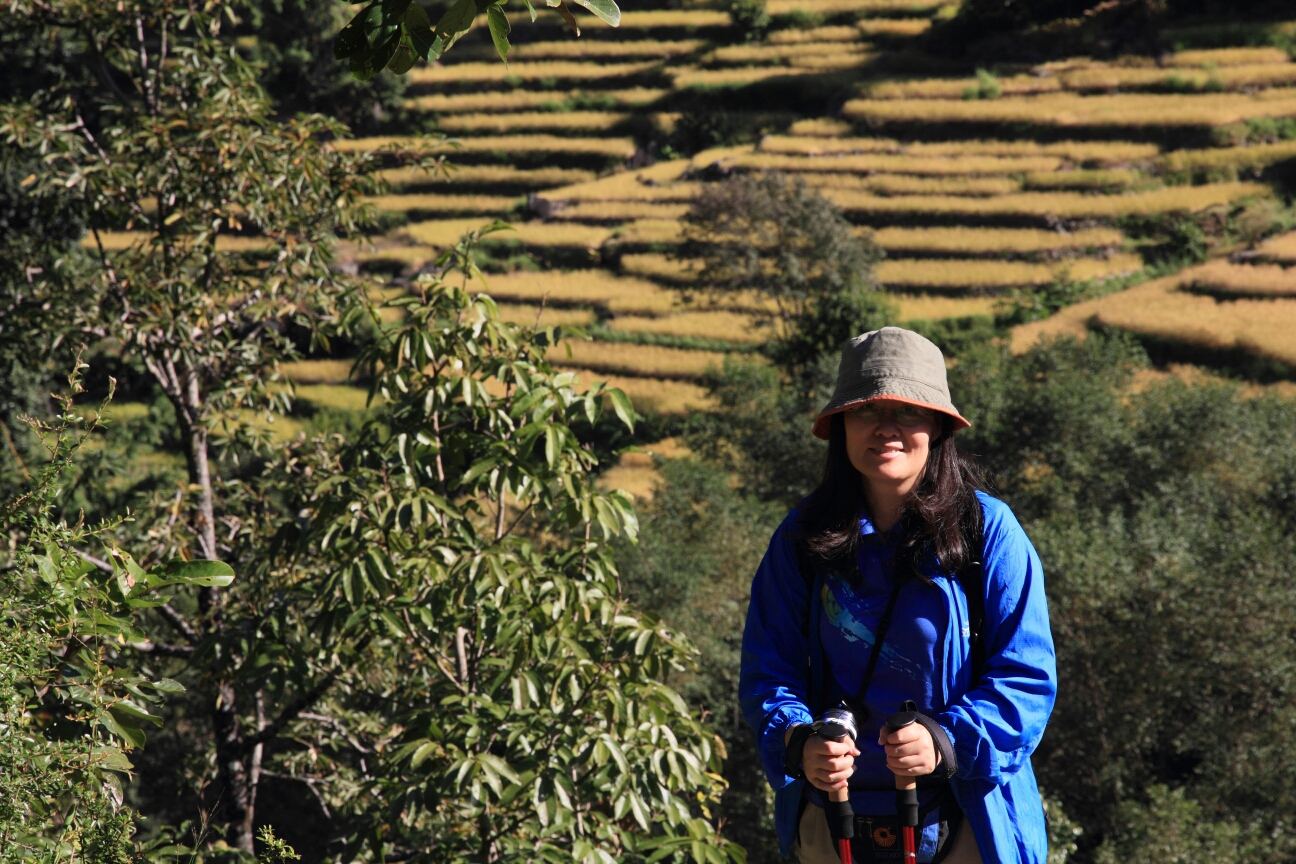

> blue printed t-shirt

[{"left": 806, "top": 524, "right": 951, "bottom": 856}]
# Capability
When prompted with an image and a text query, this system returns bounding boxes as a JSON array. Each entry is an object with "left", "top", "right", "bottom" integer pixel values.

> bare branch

[
  {"left": 158, "top": 602, "right": 200, "bottom": 645},
  {"left": 129, "top": 640, "right": 195, "bottom": 657}
]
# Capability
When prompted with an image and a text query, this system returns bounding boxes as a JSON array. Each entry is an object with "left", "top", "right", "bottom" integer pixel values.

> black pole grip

[
  {"left": 825, "top": 799, "right": 855, "bottom": 842},
  {"left": 896, "top": 786, "right": 919, "bottom": 828}
]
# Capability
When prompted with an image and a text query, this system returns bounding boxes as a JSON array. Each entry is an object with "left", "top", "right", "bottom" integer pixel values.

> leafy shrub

[
  {"left": 679, "top": 172, "right": 892, "bottom": 378},
  {"left": 727, "top": 0, "right": 771, "bottom": 42}
]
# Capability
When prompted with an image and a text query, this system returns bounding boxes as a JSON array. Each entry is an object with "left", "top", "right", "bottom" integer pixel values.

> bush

[
  {"left": 679, "top": 172, "right": 892, "bottom": 379},
  {"left": 727, "top": 0, "right": 770, "bottom": 42}
]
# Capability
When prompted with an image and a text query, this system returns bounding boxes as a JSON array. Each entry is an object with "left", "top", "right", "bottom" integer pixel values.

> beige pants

[{"left": 794, "top": 802, "right": 984, "bottom": 864}]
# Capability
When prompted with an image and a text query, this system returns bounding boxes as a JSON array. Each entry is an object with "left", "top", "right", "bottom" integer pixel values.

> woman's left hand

[{"left": 878, "top": 723, "right": 941, "bottom": 777}]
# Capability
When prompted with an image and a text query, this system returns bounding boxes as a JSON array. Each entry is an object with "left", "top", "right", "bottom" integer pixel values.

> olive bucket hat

[{"left": 811, "top": 326, "right": 970, "bottom": 440}]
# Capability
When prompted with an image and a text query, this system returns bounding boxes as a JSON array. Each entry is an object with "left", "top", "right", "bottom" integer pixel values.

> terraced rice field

[{"left": 302, "top": 1, "right": 1296, "bottom": 420}]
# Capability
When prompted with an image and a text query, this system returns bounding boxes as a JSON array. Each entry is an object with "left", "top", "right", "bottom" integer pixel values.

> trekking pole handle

[{"left": 884, "top": 701, "right": 920, "bottom": 826}]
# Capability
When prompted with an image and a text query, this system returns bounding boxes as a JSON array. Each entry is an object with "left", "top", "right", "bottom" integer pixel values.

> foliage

[
  {"left": 678, "top": 173, "right": 892, "bottom": 379},
  {"left": 615, "top": 459, "right": 784, "bottom": 864},
  {"left": 0, "top": 366, "right": 226, "bottom": 862},
  {"left": 332, "top": 0, "right": 623, "bottom": 80},
  {"left": 962, "top": 68, "right": 1002, "bottom": 100},
  {"left": 951, "top": 333, "right": 1296, "bottom": 863},
  {"left": 0, "top": 0, "right": 436, "bottom": 851},
  {"left": 725, "top": 0, "right": 770, "bottom": 43},
  {"left": 236, "top": 0, "right": 406, "bottom": 134},
  {"left": 257, "top": 230, "right": 743, "bottom": 864}
]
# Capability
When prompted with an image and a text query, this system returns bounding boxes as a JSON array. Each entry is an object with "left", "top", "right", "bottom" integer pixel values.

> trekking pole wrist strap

[
  {"left": 912, "top": 712, "right": 957, "bottom": 780},
  {"left": 784, "top": 723, "right": 816, "bottom": 780}
]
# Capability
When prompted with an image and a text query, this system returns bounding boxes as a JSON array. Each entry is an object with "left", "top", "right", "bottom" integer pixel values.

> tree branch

[
  {"left": 158, "top": 602, "right": 201, "bottom": 645},
  {"left": 129, "top": 640, "right": 195, "bottom": 657}
]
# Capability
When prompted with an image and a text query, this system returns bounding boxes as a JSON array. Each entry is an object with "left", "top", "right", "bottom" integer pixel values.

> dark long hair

[{"left": 795, "top": 412, "right": 984, "bottom": 581}]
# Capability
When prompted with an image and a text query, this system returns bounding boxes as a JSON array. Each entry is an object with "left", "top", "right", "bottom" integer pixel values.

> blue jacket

[{"left": 738, "top": 492, "right": 1057, "bottom": 864}]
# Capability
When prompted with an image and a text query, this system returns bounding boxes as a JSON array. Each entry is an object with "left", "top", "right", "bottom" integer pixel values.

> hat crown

[{"left": 811, "top": 326, "right": 968, "bottom": 440}]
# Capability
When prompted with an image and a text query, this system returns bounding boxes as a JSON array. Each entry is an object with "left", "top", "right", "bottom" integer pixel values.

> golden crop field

[
  {"left": 620, "top": 253, "right": 694, "bottom": 282},
  {"left": 891, "top": 293, "right": 1001, "bottom": 321},
  {"left": 1012, "top": 267, "right": 1296, "bottom": 367},
  {"left": 1023, "top": 170, "right": 1142, "bottom": 190},
  {"left": 876, "top": 254, "right": 1143, "bottom": 290},
  {"left": 436, "top": 111, "right": 631, "bottom": 133},
  {"left": 554, "top": 201, "right": 693, "bottom": 221},
  {"left": 1093, "top": 282, "right": 1296, "bottom": 366},
  {"left": 294, "top": 384, "right": 376, "bottom": 412},
  {"left": 737, "top": 151, "right": 1066, "bottom": 175},
  {"left": 608, "top": 310, "right": 766, "bottom": 344},
  {"left": 406, "top": 61, "right": 660, "bottom": 85},
  {"left": 470, "top": 270, "right": 678, "bottom": 315},
  {"left": 563, "top": 371, "right": 714, "bottom": 414},
  {"left": 870, "top": 226, "right": 1126, "bottom": 256},
  {"left": 906, "top": 139, "right": 1161, "bottom": 164},
  {"left": 758, "top": 135, "right": 904, "bottom": 155},
  {"left": 1060, "top": 63, "right": 1296, "bottom": 93},
  {"left": 281, "top": 359, "right": 357, "bottom": 384},
  {"left": 494, "top": 303, "right": 598, "bottom": 328},
  {"left": 365, "top": 193, "right": 522, "bottom": 214},
  {"left": 786, "top": 118, "right": 855, "bottom": 136},
  {"left": 337, "top": 135, "right": 637, "bottom": 157},
  {"left": 832, "top": 183, "right": 1270, "bottom": 220},
  {"left": 378, "top": 165, "right": 595, "bottom": 188},
  {"left": 613, "top": 219, "right": 686, "bottom": 244},
  {"left": 669, "top": 66, "right": 818, "bottom": 88},
  {"left": 768, "top": 26, "right": 860, "bottom": 43},
  {"left": 856, "top": 18, "right": 931, "bottom": 36},
  {"left": 709, "top": 42, "right": 872, "bottom": 64},
  {"left": 766, "top": 0, "right": 945, "bottom": 12},
  {"left": 868, "top": 76, "right": 1062, "bottom": 100},
  {"left": 1257, "top": 231, "right": 1296, "bottom": 264},
  {"left": 510, "top": 40, "right": 705, "bottom": 59},
  {"left": 404, "top": 88, "right": 667, "bottom": 113},
  {"left": 549, "top": 340, "right": 728, "bottom": 379},
  {"left": 843, "top": 90, "right": 1296, "bottom": 129},
  {"left": 406, "top": 219, "right": 611, "bottom": 249},
  {"left": 1160, "top": 140, "right": 1296, "bottom": 174},
  {"left": 1186, "top": 259, "right": 1296, "bottom": 297},
  {"left": 805, "top": 173, "right": 1022, "bottom": 196},
  {"left": 615, "top": 9, "right": 730, "bottom": 27},
  {"left": 1171, "top": 47, "right": 1292, "bottom": 67},
  {"left": 541, "top": 162, "right": 695, "bottom": 201}
]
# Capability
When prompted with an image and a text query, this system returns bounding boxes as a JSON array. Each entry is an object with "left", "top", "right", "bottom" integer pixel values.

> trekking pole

[
  {"left": 885, "top": 701, "right": 920, "bottom": 864},
  {"left": 814, "top": 704, "right": 858, "bottom": 864}
]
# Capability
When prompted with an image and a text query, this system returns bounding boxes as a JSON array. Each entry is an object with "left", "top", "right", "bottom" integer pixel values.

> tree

[
  {"left": 246, "top": 232, "right": 744, "bottom": 864},
  {"left": 951, "top": 333, "right": 1296, "bottom": 863},
  {"left": 678, "top": 172, "right": 892, "bottom": 379},
  {"left": 331, "top": 0, "right": 625, "bottom": 81},
  {"left": 0, "top": 0, "right": 437, "bottom": 850},
  {"left": 0, "top": 365, "right": 227, "bottom": 862}
]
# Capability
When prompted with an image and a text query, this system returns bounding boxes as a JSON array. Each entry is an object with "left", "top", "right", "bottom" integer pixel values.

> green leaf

[
  {"left": 411, "top": 740, "right": 438, "bottom": 767},
  {"left": 388, "top": 30, "right": 418, "bottom": 73},
  {"left": 157, "top": 559, "right": 235, "bottom": 587},
  {"left": 435, "top": 0, "right": 477, "bottom": 40},
  {"left": 607, "top": 387, "right": 635, "bottom": 432},
  {"left": 487, "top": 4, "right": 512, "bottom": 63},
  {"left": 570, "top": 0, "right": 620, "bottom": 26},
  {"left": 406, "top": 1, "right": 435, "bottom": 59},
  {"left": 555, "top": 0, "right": 580, "bottom": 35},
  {"left": 544, "top": 425, "right": 559, "bottom": 467},
  {"left": 521, "top": 0, "right": 538, "bottom": 21},
  {"left": 335, "top": 2, "right": 377, "bottom": 58},
  {"left": 148, "top": 678, "right": 186, "bottom": 694},
  {"left": 100, "top": 712, "right": 146, "bottom": 749}
]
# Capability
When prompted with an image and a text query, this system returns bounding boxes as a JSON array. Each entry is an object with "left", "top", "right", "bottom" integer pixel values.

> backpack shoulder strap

[{"left": 958, "top": 559, "right": 986, "bottom": 683}]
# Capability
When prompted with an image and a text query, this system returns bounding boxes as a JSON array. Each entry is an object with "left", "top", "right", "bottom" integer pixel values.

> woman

[{"left": 739, "top": 327, "right": 1057, "bottom": 864}]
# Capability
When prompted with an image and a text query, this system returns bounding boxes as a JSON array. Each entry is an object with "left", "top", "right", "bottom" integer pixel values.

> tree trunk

[{"left": 151, "top": 353, "right": 257, "bottom": 854}]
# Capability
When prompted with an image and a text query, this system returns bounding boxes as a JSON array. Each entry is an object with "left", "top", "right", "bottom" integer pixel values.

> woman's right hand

[{"left": 788, "top": 726, "right": 860, "bottom": 792}]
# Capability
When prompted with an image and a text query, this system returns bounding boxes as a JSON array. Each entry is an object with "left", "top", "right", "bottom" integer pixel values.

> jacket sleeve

[
  {"left": 938, "top": 494, "right": 1057, "bottom": 784},
  {"left": 738, "top": 513, "right": 816, "bottom": 792}
]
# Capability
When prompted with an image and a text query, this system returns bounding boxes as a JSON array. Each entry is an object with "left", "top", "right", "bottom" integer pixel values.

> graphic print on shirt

[{"left": 821, "top": 577, "right": 925, "bottom": 683}]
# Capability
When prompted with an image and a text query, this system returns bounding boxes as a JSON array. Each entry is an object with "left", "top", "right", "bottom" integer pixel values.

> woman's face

[{"left": 842, "top": 399, "right": 939, "bottom": 495}]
